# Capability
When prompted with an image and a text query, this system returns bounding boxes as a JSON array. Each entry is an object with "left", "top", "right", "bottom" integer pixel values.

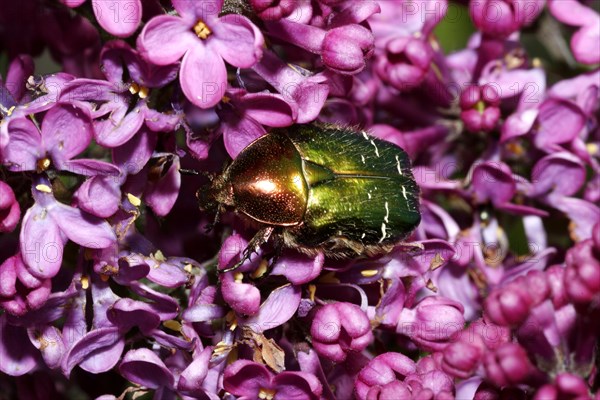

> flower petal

[
  {"left": 119, "top": 348, "right": 174, "bottom": 389},
  {"left": 42, "top": 104, "right": 93, "bottom": 167},
  {"left": 3, "top": 117, "right": 42, "bottom": 172},
  {"left": 0, "top": 315, "right": 39, "bottom": 376},
  {"left": 173, "top": 0, "right": 223, "bottom": 19},
  {"left": 20, "top": 203, "right": 66, "bottom": 279},
  {"left": 180, "top": 44, "right": 227, "bottom": 108},
  {"left": 212, "top": 15, "right": 264, "bottom": 68},
  {"left": 51, "top": 202, "right": 116, "bottom": 249},
  {"left": 240, "top": 284, "right": 301, "bottom": 333},
  {"left": 535, "top": 99, "right": 585, "bottom": 148},
  {"left": 62, "top": 327, "right": 125, "bottom": 376},
  {"left": 138, "top": 15, "right": 196, "bottom": 65},
  {"left": 92, "top": 0, "right": 141, "bottom": 37}
]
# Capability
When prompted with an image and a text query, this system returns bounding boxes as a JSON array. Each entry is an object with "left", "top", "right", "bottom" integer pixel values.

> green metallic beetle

[{"left": 198, "top": 124, "right": 421, "bottom": 272}]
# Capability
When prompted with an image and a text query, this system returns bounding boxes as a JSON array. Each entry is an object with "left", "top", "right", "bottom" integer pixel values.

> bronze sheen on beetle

[{"left": 198, "top": 124, "right": 421, "bottom": 272}]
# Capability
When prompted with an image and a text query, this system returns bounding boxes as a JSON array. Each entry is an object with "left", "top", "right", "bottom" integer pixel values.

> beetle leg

[
  {"left": 267, "top": 233, "right": 284, "bottom": 268},
  {"left": 221, "top": 226, "right": 275, "bottom": 273},
  {"left": 398, "top": 241, "right": 425, "bottom": 251}
]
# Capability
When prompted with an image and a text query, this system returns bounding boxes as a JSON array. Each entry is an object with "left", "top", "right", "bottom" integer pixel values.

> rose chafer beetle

[{"left": 198, "top": 124, "right": 421, "bottom": 272}]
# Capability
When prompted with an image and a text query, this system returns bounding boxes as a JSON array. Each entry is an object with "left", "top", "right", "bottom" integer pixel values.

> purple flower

[
  {"left": 60, "top": 40, "right": 180, "bottom": 148},
  {"left": 396, "top": 295, "right": 465, "bottom": 351},
  {"left": 534, "top": 372, "right": 592, "bottom": 400},
  {"left": 19, "top": 176, "right": 116, "bottom": 279},
  {"left": 138, "top": 0, "right": 264, "bottom": 108},
  {"left": 375, "top": 36, "right": 434, "bottom": 91},
  {"left": 355, "top": 352, "right": 417, "bottom": 400},
  {"left": 223, "top": 359, "right": 323, "bottom": 399},
  {"left": 0, "top": 56, "right": 72, "bottom": 152},
  {"left": 442, "top": 332, "right": 487, "bottom": 379},
  {"left": 252, "top": 49, "right": 330, "bottom": 123},
  {"left": 249, "top": 0, "right": 295, "bottom": 20},
  {"left": 406, "top": 354, "right": 455, "bottom": 400},
  {"left": 470, "top": 0, "right": 544, "bottom": 38},
  {"left": 564, "top": 227, "right": 600, "bottom": 312},
  {"left": 310, "top": 302, "right": 373, "bottom": 362},
  {"left": 1, "top": 103, "right": 115, "bottom": 175},
  {"left": 0, "top": 253, "right": 51, "bottom": 316},
  {"left": 483, "top": 342, "right": 542, "bottom": 387},
  {"left": 0, "top": 180, "right": 20, "bottom": 232},
  {"left": 460, "top": 84, "right": 501, "bottom": 132},
  {"left": 217, "top": 88, "right": 296, "bottom": 158},
  {"left": 0, "top": 314, "right": 40, "bottom": 376},
  {"left": 548, "top": 0, "right": 600, "bottom": 65},
  {"left": 119, "top": 348, "right": 175, "bottom": 389},
  {"left": 484, "top": 270, "right": 550, "bottom": 327},
  {"left": 470, "top": 161, "right": 547, "bottom": 216},
  {"left": 264, "top": 3, "right": 378, "bottom": 75},
  {"left": 218, "top": 234, "right": 262, "bottom": 315},
  {"left": 239, "top": 284, "right": 301, "bottom": 333}
]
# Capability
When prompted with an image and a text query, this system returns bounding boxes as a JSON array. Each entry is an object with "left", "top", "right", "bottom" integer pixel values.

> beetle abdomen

[{"left": 284, "top": 125, "right": 421, "bottom": 252}]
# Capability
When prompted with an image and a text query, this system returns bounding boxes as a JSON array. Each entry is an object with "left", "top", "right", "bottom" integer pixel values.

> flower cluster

[{"left": 0, "top": 0, "right": 599, "bottom": 399}]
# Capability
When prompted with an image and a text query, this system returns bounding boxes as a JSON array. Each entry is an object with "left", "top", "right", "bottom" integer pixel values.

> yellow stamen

[
  {"left": 308, "top": 284, "right": 316, "bottom": 302},
  {"left": 126, "top": 193, "right": 141, "bottom": 207},
  {"left": 138, "top": 86, "right": 149, "bottom": 99},
  {"left": 506, "top": 141, "right": 525, "bottom": 156},
  {"left": 318, "top": 271, "right": 339, "bottom": 283},
  {"left": 164, "top": 320, "right": 182, "bottom": 332},
  {"left": 194, "top": 20, "right": 212, "bottom": 39},
  {"left": 233, "top": 272, "right": 244, "bottom": 284},
  {"left": 81, "top": 275, "right": 90, "bottom": 289},
  {"left": 129, "top": 82, "right": 140, "bottom": 95},
  {"left": 361, "top": 269, "right": 379, "bottom": 277},
  {"left": 587, "top": 143, "right": 598, "bottom": 156},
  {"left": 426, "top": 279, "right": 438, "bottom": 292},
  {"left": 153, "top": 250, "right": 166, "bottom": 262},
  {"left": 251, "top": 258, "right": 269, "bottom": 279},
  {"left": 258, "top": 388, "right": 277, "bottom": 400},
  {"left": 36, "top": 157, "right": 51, "bottom": 172},
  {"left": 474, "top": 100, "right": 486, "bottom": 114},
  {"left": 35, "top": 184, "right": 52, "bottom": 193}
]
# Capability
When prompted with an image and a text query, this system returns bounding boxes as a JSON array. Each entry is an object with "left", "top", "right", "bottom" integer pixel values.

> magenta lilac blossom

[{"left": 1, "top": 0, "right": 600, "bottom": 398}]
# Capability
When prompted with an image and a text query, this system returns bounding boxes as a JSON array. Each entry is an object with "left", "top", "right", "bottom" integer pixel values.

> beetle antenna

[
  {"left": 179, "top": 168, "right": 200, "bottom": 176},
  {"left": 221, "top": 227, "right": 275, "bottom": 273},
  {"left": 180, "top": 168, "right": 215, "bottom": 181},
  {"left": 204, "top": 210, "right": 221, "bottom": 233}
]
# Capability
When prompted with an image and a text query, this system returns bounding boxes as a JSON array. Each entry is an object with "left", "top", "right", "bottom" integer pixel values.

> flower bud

[
  {"left": 442, "top": 333, "right": 487, "bottom": 379},
  {"left": 375, "top": 36, "right": 434, "bottom": 91},
  {"left": 0, "top": 254, "right": 51, "bottom": 316},
  {"left": 484, "top": 271, "right": 550, "bottom": 327},
  {"left": 564, "top": 238, "right": 600, "bottom": 311},
  {"left": 311, "top": 302, "right": 373, "bottom": 362},
  {"left": 483, "top": 342, "right": 539, "bottom": 387},
  {"left": 249, "top": 0, "right": 295, "bottom": 21},
  {"left": 470, "top": 0, "right": 543, "bottom": 38},
  {"left": 533, "top": 373, "right": 591, "bottom": 400},
  {"left": 460, "top": 84, "right": 501, "bottom": 132},
  {"left": 397, "top": 296, "right": 465, "bottom": 351},
  {"left": 355, "top": 352, "right": 416, "bottom": 400},
  {"left": 322, "top": 25, "right": 374, "bottom": 75},
  {"left": 0, "top": 181, "right": 20, "bottom": 233}
]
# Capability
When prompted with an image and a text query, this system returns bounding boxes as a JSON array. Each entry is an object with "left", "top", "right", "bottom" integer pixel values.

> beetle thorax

[{"left": 211, "top": 174, "right": 235, "bottom": 207}]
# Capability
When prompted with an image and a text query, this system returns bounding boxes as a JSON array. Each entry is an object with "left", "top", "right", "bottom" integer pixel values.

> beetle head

[{"left": 196, "top": 174, "right": 231, "bottom": 212}]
